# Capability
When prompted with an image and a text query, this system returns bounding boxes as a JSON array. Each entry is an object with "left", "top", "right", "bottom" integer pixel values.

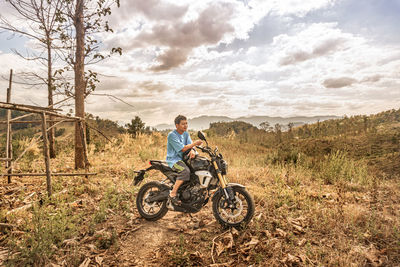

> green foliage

[
  {"left": 6, "top": 202, "right": 79, "bottom": 266},
  {"left": 318, "top": 150, "right": 371, "bottom": 185},
  {"left": 93, "top": 186, "right": 130, "bottom": 224},
  {"left": 126, "top": 116, "right": 146, "bottom": 138},
  {"left": 209, "top": 121, "right": 259, "bottom": 136},
  {"left": 169, "top": 234, "right": 192, "bottom": 266},
  {"left": 95, "top": 228, "right": 118, "bottom": 250},
  {"left": 55, "top": 127, "right": 66, "bottom": 137}
]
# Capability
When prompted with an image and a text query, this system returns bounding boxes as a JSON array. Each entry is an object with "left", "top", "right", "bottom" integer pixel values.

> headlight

[{"left": 220, "top": 159, "right": 228, "bottom": 175}]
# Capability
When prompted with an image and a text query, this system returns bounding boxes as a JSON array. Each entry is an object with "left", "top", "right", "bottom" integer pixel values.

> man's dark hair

[{"left": 174, "top": 115, "right": 187, "bottom": 125}]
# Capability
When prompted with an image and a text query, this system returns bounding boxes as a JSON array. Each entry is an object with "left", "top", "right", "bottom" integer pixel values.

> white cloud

[{"left": 1, "top": 0, "right": 400, "bottom": 126}]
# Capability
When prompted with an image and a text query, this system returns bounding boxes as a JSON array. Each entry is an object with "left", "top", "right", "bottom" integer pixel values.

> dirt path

[{"left": 113, "top": 208, "right": 215, "bottom": 266}]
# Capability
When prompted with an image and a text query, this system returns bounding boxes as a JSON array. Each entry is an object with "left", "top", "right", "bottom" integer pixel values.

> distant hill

[{"left": 153, "top": 115, "right": 340, "bottom": 131}]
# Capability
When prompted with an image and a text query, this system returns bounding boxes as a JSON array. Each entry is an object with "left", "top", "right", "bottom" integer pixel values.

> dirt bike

[{"left": 133, "top": 131, "right": 255, "bottom": 229}]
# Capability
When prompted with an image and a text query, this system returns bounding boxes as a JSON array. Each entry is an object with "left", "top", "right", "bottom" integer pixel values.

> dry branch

[
  {"left": 0, "top": 119, "right": 75, "bottom": 124},
  {"left": 1, "top": 173, "right": 97, "bottom": 177},
  {"left": 0, "top": 102, "right": 82, "bottom": 120}
]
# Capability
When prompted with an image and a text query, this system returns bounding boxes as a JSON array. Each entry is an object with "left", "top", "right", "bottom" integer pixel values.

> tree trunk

[
  {"left": 74, "top": 0, "right": 85, "bottom": 169},
  {"left": 47, "top": 39, "right": 56, "bottom": 158}
]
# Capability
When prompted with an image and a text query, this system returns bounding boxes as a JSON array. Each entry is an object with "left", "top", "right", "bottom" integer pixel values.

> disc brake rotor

[{"left": 221, "top": 196, "right": 243, "bottom": 219}]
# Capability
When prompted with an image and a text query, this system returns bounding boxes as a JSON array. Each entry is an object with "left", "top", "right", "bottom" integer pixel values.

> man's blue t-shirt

[{"left": 166, "top": 130, "right": 192, "bottom": 168}]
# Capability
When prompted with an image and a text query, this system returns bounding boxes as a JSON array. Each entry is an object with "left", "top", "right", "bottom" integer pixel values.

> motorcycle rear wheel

[
  {"left": 136, "top": 181, "right": 168, "bottom": 221},
  {"left": 212, "top": 186, "right": 255, "bottom": 229}
]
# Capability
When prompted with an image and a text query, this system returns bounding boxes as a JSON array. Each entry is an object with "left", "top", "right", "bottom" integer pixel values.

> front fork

[{"left": 212, "top": 161, "right": 236, "bottom": 206}]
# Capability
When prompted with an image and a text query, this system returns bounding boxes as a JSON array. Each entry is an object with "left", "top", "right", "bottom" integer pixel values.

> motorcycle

[{"left": 133, "top": 131, "right": 255, "bottom": 229}]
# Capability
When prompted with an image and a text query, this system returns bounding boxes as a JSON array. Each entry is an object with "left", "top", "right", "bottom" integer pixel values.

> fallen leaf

[
  {"left": 287, "top": 253, "right": 300, "bottom": 263},
  {"left": 79, "top": 258, "right": 91, "bottom": 267},
  {"left": 245, "top": 237, "right": 259, "bottom": 247},
  {"left": 216, "top": 241, "right": 225, "bottom": 256},
  {"left": 276, "top": 228, "right": 287, "bottom": 238},
  {"left": 231, "top": 228, "right": 239, "bottom": 237},
  {"left": 292, "top": 224, "right": 305, "bottom": 234},
  {"left": 297, "top": 238, "right": 307, "bottom": 246},
  {"left": 95, "top": 256, "right": 103, "bottom": 265}
]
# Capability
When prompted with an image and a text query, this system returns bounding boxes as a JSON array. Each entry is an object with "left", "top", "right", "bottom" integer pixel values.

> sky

[{"left": 0, "top": 0, "right": 400, "bottom": 126}]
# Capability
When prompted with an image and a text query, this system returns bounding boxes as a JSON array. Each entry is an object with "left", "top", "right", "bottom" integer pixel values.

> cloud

[
  {"left": 249, "top": 0, "right": 337, "bottom": 17},
  {"left": 130, "top": 2, "right": 235, "bottom": 71},
  {"left": 126, "top": 0, "right": 188, "bottom": 21},
  {"left": 273, "top": 23, "right": 354, "bottom": 66},
  {"left": 323, "top": 77, "right": 357, "bottom": 88},
  {"left": 280, "top": 37, "right": 346, "bottom": 65},
  {"left": 150, "top": 48, "right": 190, "bottom": 71},
  {"left": 361, "top": 74, "right": 382, "bottom": 83},
  {"left": 136, "top": 80, "right": 170, "bottom": 92}
]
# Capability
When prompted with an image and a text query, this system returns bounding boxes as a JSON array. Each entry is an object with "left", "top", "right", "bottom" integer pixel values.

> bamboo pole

[
  {"left": 5, "top": 69, "right": 13, "bottom": 183},
  {"left": 0, "top": 102, "right": 82, "bottom": 120},
  {"left": 41, "top": 112, "right": 52, "bottom": 196},
  {"left": 9, "top": 112, "right": 35, "bottom": 122},
  {"left": 79, "top": 121, "right": 90, "bottom": 178},
  {"left": 0, "top": 119, "right": 75, "bottom": 124},
  {"left": 0, "top": 173, "right": 97, "bottom": 177}
]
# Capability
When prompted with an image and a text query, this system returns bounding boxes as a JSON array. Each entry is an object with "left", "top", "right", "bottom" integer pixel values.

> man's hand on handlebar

[
  {"left": 193, "top": 140, "right": 203, "bottom": 146},
  {"left": 190, "top": 140, "right": 202, "bottom": 159}
]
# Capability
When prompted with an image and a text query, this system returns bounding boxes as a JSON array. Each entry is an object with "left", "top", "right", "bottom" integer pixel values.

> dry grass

[{"left": 0, "top": 132, "right": 399, "bottom": 266}]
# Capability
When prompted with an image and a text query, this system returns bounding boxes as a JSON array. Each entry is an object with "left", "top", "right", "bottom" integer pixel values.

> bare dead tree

[
  {"left": 0, "top": 0, "right": 65, "bottom": 158},
  {"left": 55, "top": 0, "right": 121, "bottom": 169}
]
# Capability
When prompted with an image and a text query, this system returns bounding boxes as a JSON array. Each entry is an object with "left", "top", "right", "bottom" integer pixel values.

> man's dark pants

[{"left": 172, "top": 160, "right": 190, "bottom": 181}]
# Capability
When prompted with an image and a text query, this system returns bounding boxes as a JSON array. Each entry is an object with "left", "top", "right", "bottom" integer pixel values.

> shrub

[{"left": 318, "top": 150, "right": 372, "bottom": 185}]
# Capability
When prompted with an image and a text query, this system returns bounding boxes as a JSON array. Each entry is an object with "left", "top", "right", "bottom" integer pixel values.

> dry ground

[{"left": 0, "top": 133, "right": 399, "bottom": 266}]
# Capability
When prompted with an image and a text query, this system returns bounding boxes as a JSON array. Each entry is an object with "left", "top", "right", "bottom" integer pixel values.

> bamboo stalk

[
  {"left": 6, "top": 69, "right": 13, "bottom": 183},
  {"left": 79, "top": 121, "right": 90, "bottom": 177},
  {"left": 0, "top": 119, "right": 75, "bottom": 124},
  {"left": 9, "top": 112, "right": 35, "bottom": 122},
  {"left": 0, "top": 173, "right": 97, "bottom": 177},
  {"left": 0, "top": 102, "right": 82, "bottom": 120},
  {"left": 0, "top": 101, "right": 61, "bottom": 111},
  {"left": 41, "top": 112, "right": 52, "bottom": 196}
]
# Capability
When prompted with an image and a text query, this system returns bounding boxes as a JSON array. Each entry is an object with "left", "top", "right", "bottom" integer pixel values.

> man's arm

[{"left": 181, "top": 140, "right": 202, "bottom": 152}]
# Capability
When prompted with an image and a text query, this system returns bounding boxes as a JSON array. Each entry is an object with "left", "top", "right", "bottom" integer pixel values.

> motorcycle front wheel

[
  {"left": 212, "top": 186, "right": 255, "bottom": 229},
  {"left": 136, "top": 181, "right": 168, "bottom": 221}
]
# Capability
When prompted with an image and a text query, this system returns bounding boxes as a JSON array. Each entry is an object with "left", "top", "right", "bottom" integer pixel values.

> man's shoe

[{"left": 169, "top": 194, "right": 182, "bottom": 206}]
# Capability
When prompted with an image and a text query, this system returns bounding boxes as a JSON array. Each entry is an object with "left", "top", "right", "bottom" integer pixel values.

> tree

[
  {"left": 55, "top": 0, "right": 121, "bottom": 168},
  {"left": 126, "top": 116, "right": 145, "bottom": 138},
  {"left": 287, "top": 122, "right": 294, "bottom": 139},
  {"left": 274, "top": 123, "right": 282, "bottom": 143},
  {"left": 259, "top": 121, "right": 270, "bottom": 131},
  {"left": 1, "top": 0, "right": 66, "bottom": 158}
]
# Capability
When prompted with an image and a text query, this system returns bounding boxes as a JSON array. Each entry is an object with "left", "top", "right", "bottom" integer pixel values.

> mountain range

[{"left": 153, "top": 115, "right": 341, "bottom": 131}]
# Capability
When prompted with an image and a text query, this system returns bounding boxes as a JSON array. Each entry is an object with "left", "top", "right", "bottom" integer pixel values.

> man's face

[{"left": 176, "top": 120, "right": 188, "bottom": 133}]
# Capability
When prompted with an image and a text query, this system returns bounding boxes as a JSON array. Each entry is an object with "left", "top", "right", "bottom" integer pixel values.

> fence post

[
  {"left": 41, "top": 113, "right": 52, "bottom": 196},
  {"left": 5, "top": 69, "right": 13, "bottom": 183}
]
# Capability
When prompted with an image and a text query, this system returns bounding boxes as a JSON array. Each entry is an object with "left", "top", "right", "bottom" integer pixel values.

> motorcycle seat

[{"left": 149, "top": 160, "right": 174, "bottom": 172}]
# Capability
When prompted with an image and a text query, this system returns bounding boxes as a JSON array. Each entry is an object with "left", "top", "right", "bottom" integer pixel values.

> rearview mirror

[{"left": 197, "top": 131, "right": 206, "bottom": 141}]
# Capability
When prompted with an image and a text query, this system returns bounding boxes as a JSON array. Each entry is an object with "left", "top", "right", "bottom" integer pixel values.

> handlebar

[{"left": 196, "top": 145, "right": 215, "bottom": 156}]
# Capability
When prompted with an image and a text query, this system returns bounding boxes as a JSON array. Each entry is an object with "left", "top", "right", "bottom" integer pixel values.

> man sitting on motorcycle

[{"left": 167, "top": 115, "right": 203, "bottom": 205}]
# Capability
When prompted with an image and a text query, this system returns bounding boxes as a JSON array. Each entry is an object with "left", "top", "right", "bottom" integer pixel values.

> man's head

[{"left": 174, "top": 115, "right": 188, "bottom": 134}]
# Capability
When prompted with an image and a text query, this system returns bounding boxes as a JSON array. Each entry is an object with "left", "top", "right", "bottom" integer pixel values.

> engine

[{"left": 180, "top": 184, "right": 206, "bottom": 209}]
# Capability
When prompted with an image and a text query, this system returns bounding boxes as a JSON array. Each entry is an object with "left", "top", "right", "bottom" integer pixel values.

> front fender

[
  {"left": 226, "top": 183, "right": 245, "bottom": 188},
  {"left": 211, "top": 183, "right": 246, "bottom": 202}
]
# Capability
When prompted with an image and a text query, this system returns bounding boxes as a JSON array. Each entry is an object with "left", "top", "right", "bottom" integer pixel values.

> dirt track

[{"left": 108, "top": 207, "right": 216, "bottom": 266}]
